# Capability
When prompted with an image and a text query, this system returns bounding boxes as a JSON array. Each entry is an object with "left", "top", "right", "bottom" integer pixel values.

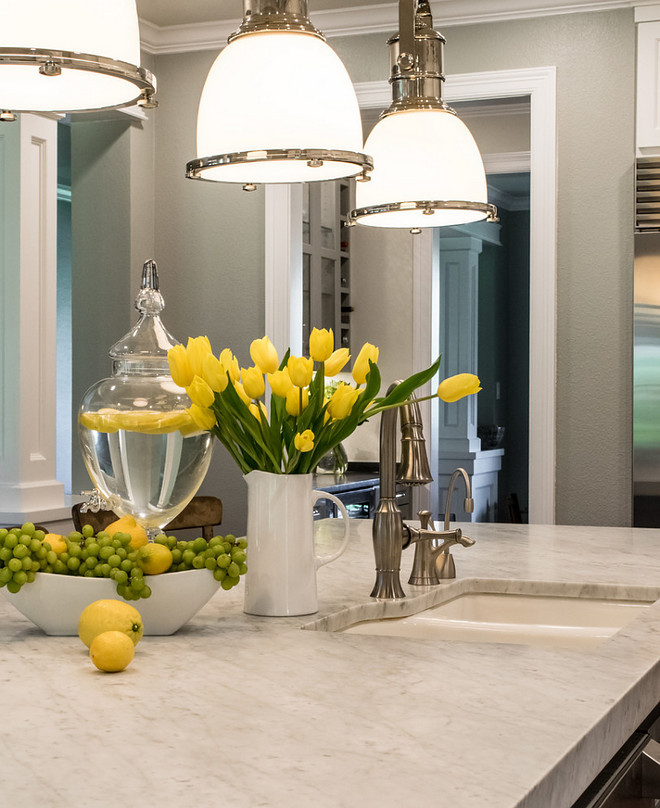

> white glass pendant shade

[
  {"left": 194, "top": 32, "right": 366, "bottom": 183},
  {"left": 355, "top": 108, "right": 491, "bottom": 229},
  {"left": 0, "top": 0, "right": 152, "bottom": 113}
]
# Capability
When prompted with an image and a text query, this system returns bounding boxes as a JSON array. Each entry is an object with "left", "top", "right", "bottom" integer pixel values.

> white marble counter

[{"left": 3, "top": 520, "right": 660, "bottom": 808}]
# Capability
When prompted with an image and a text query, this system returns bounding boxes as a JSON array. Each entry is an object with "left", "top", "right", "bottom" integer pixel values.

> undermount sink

[{"left": 306, "top": 580, "right": 660, "bottom": 650}]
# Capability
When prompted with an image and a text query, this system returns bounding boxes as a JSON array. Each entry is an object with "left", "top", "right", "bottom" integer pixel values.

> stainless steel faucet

[
  {"left": 370, "top": 385, "right": 475, "bottom": 598},
  {"left": 436, "top": 468, "right": 475, "bottom": 579},
  {"left": 406, "top": 511, "right": 473, "bottom": 584}
]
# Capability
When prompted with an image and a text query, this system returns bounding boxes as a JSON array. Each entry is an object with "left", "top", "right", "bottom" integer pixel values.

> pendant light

[
  {"left": 0, "top": 0, "right": 156, "bottom": 121},
  {"left": 186, "top": 0, "right": 372, "bottom": 189},
  {"left": 351, "top": 0, "right": 497, "bottom": 231}
]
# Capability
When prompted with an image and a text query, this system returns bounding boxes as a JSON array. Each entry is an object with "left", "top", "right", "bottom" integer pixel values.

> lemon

[
  {"left": 79, "top": 409, "right": 120, "bottom": 434},
  {"left": 89, "top": 631, "right": 135, "bottom": 672},
  {"left": 137, "top": 543, "right": 173, "bottom": 575},
  {"left": 43, "top": 533, "right": 67, "bottom": 554},
  {"left": 78, "top": 599, "right": 144, "bottom": 648},
  {"left": 105, "top": 514, "right": 148, "bottom": 549}
]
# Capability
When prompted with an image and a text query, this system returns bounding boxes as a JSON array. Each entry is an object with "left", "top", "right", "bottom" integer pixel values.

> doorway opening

[{"left": 477, "top": 173, "right": 530, "bottom": 521}]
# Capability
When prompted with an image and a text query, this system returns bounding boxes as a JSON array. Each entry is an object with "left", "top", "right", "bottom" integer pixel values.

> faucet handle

[
  {"left": 452, "top": 528, "right": 475, "bottom": 548},
  {"left": 418, "top": 510, "right": 436, "bottom": 532},
  {"left": 407, "top": 522, "right": 475, "bottom": 585}
]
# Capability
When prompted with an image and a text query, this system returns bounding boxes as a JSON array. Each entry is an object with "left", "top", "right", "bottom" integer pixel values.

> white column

[
  {"left": 264, "top": 184, "right": 303, "bottom": 358},
  {"left": 0, "top": 114, "right": 67, "bottom": 523},
  {"left": 411, "top": 228, "right": 435, "bottom": 518},
  {"left": 436, "top": 234, "right": 503, "bottom": 523}
]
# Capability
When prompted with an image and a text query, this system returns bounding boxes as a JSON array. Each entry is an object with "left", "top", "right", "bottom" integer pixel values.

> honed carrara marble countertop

[{"left": 3, "top": 520, "right": 660, "bottom": 808}]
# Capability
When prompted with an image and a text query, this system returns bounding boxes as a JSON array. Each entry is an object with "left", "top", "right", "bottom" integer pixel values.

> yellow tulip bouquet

[{"left": 167, "top": 328, "right": 481, "bottom": 475}]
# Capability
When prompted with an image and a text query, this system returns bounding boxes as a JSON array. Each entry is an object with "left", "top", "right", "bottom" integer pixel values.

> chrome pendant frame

[
  {"left": 0, "top": 47, "right": 157, "bottom": 114},
  {"left": 351, "top": 0, "right": 496, "bottom": 230},
  {"left": 187, "top": 0, "right": 372, "bottom": 188},
  {"left": 350, "top": 199, "right": 499, "bottom": 225},
  {"left": 187, "top": 148, "right": 373, "bottom": 185},
  {"left": 228, "top": 0, "right": 324, "bottom": 41}
]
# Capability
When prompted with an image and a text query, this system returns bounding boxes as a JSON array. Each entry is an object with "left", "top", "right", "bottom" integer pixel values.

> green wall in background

[{"left": 56, "top": 123, "right": 72, "bottom": 493}]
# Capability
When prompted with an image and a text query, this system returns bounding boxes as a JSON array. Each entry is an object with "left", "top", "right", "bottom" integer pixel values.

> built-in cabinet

[
  {"left": 301, "top": 180, "right": 353, "bottom": 354},
  {"left": 636, "top": 10, "right": 660, "bottom": 157},
  {"left": 572, "top": 703, "right": 660, "bottom": 806}
]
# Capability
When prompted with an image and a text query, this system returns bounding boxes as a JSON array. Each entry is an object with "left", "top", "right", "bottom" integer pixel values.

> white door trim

[
  {"left": 264, "top": 184, "right": 303, "bottom": 358},
  {"left": 265, "top": 66, "right": 557, "bottom": 524}
]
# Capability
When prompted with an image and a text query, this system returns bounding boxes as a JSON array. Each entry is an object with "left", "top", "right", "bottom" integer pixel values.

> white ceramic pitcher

[{"left": 243, "top": 470, "right": 350, "bottom": 616}]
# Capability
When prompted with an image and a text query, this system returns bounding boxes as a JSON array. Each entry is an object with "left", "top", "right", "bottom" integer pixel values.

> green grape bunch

[
  {"left": 0, "top": 522, "right": 248, "bottom": 601},
  {"left": 153, "top": 533, "right": 248, "bottom": 591}
]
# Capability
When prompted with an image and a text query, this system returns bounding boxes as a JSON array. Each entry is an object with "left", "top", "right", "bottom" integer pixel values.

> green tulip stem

[{"left": 285, "top": 449, "right": 301, "bottom": 474}]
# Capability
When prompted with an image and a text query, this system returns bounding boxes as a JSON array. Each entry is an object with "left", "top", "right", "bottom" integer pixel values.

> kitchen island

[{"left": 3, "top": 519, "right": 660, "bottom": 808}]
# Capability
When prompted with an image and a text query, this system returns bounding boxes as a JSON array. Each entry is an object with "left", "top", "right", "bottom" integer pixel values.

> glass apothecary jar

[{"left": 78, "top": 260, "right": 213, "bottom": 538}]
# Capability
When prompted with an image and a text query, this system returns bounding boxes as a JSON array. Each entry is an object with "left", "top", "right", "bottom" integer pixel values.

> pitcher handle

[{"left": 312, "top": 490, "right": 350, "bottom": 569}]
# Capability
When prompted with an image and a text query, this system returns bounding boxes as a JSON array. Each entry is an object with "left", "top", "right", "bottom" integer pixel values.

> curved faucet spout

[{"left": 443, "top": 468, "right": 474, "bottom": 530}]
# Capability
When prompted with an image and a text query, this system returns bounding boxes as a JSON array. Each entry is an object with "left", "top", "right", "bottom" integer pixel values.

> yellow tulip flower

[
  {"left": 168, "top": 344, "right": 194, "bottom": 388},
  {"left": 233, "top": 381, "right": 252, "bottom": 406},
  {"left": 267, "top": 368, "right": 294, "bottom": 398},
  {"left": 286, "top": 386, "right": 309, "bottom": 416},
  {"left": 186, "top": 375, "right": 215, "bottom": 409},
  {"left": 437, "top": 373, "right": 482, "bottom": 403},
  {"left": 186, "top": 403, "right": 216, "bottom": 431},
  {"left": 294, "top": 429, "right": 315, "bottom": 453},
  {"left": 327, "top": 383, "right": 360, "bottom": 420},
  {"left": 249, "top": 402, "right": 268, "bottom": 421},
  {"left": 178, "top": 411, "right": 200, "bottom": 437},
  {"left": 324, "top": 347, "right": 350, "bottom": 377},
  {"left": 202, "top": 353, "right": 229, "bottom": 393},
  {"left": 220, "top": 348, "right": 241, "bottom": 383},
  {"left": 241, "top": 366, "right": 265, "bottom": 400},
  {"left": 186, "top": 336, "right": 213, "bottom": 378},
  {"left": 287, "top": 355, "right": 314, "bottom": 388},
  {"left": 250, "top": 335, "right": 279, "bottom": 375},
  {"left": 309, "top": 328, "right": 334, "bottom": 363},
  {"left": 352, "top": 343, "right": 379, "bottom": 385}
]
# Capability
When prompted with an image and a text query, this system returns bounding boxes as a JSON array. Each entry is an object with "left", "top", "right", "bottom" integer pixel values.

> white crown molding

[
  {"left": 635, "top": 2, "right": 660, "bottom": 21},
  {"left": 139, "top": 17, "right": 241, "bottom": 55},
  {"left": 458, "top": 101, "right": 532, "bottom": 117},
  {"left": 483, "top": 151, "right": 532, "bottom": 172},
  {"left": 488, "top": 185, "right": 531, "bottom": 210},
  {"left": 140, "top": 0, "right": 641, "bottom": 55}
]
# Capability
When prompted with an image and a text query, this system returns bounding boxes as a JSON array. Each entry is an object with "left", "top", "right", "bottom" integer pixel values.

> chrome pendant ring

[
  {"left": 350, "top": 199, "right": 499, "bottom": 224},
  {"left": 186, "top": 148, "right": 374, "bottom": 182},
  {"left": 0, "top": 47, "right": 157, "bottom": 112}
]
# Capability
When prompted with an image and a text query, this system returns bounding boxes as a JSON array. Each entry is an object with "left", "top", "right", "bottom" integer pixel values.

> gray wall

[
  {"left": 68, "top": 9, "right": 635, "bottom": 530},
  {"left": 71, "top": 119, "right": 133, "bottom": 493},
  {"left": 344, "top": 227, "right": 415, "bottom": 462},
  {"left": 151, "top": 50, "right": 266, "bottom": 535},
  {"left": 333, "top": 10, "right": 636, "bottom": 526}
]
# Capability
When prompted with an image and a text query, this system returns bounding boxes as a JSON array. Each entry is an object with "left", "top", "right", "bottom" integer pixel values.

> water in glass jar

[{"left": 80, "top": 427, "right": 213, "bottom": 531}]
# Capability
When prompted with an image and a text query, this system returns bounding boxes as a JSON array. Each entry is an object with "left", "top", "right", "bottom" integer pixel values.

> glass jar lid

[{"left": 109, "top": 259, "right": 179, "bottom": 374}]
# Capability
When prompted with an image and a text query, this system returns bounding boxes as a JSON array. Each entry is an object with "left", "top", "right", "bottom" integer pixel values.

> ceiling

[{"left": 136, "top": 0, "right": 387, "bottom": 28}]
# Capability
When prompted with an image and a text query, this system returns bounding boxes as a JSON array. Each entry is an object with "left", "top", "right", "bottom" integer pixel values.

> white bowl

[{"left": 0, "top": 569, "right": 222, "bottom": 636}]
